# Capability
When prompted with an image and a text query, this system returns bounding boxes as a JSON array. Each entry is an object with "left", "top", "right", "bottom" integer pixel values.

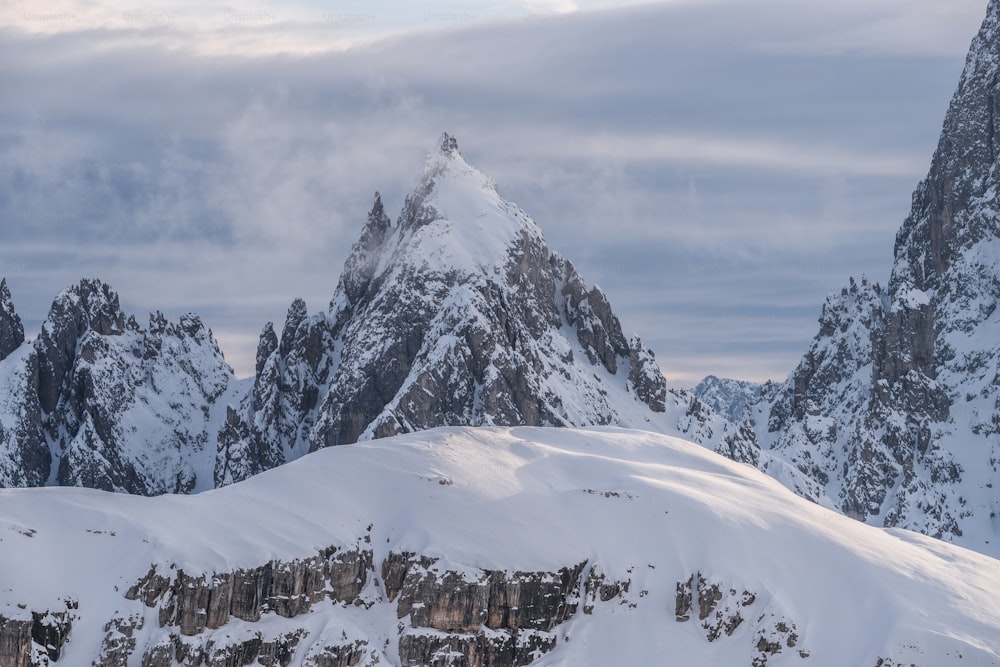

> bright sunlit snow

[{"left": 1, "top": 427, "right": 997, "bottom": 665}]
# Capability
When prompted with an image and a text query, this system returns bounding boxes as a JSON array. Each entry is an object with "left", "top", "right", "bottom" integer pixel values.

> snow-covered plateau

[{"left": 2, "top": 426, "right": 998, "bottom": 666}]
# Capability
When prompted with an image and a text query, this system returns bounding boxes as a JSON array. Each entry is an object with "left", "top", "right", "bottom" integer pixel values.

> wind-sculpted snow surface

[
  {"left": 1, "top": 427, "right": 998, "bottom": 666},
  {"left": 742, "top": 0, "right": 1000, "bottom": 556},
  {"left": 216, "top": 133, "right": 752, "bottom": 484}
]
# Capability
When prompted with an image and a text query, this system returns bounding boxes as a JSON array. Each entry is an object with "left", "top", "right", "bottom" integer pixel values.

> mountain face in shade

[
  {"left": 0, "top": 278, "right": 24, "bottom": 361},
  {"left": 728, "top": 0, "right": 1000, "bottom": 555},
  {"left": 217, "top": 134, "right": 751, "bottom": 484}
]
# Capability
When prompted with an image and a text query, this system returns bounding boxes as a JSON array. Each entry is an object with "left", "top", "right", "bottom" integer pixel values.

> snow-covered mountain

[
  {"left": 730, "top": 0, "right": 1000, "bottom": 556},
  {"left": 0, "top": 135, "right": 753, "bottom": 495},
  {"left": 692, "top": 375, "right": 763, "bottom": 424},
  {"left": 2, "top": 426, "right": 997, "bottom": 667},
  {"left": 215, "top": 133, "right": 752, "bottom": 485},
  {"left": 0, "top": 279, "right": 241, "bottom": 495}
]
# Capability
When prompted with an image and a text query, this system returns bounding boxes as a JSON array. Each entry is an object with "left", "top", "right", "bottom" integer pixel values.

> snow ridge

[{"left": 1, "top": 427, "right": 998, "bottom": 666}]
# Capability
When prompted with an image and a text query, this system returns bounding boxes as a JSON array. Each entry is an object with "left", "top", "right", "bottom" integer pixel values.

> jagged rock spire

[
  {"left": 255, "top": 322, "right": 278, "bottom": 378},
  {"left": 437, "top": 131, "right": 460, "bottom": 156},
  {"left": 337, "top": 192, "right": 392, "bottom": 309},
  {"left": 36, "top": 279, "right": 129, "bottom": 414},
  {"left": 894, "top": 0, "right": 1000, "bottom": 290},
  {"left": 0, "top": 278, "right": 24, "bottom": 361},
  {"left": 0, "top": 277, "right": 236, "bottom": 495}
]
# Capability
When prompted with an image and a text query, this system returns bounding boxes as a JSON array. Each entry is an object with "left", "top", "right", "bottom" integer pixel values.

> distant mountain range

[
  {"left": 3, "top": 0, "right": 1000, "bottom": 562},
  {"left": 1, "top": 1, "right": 1000, "bottom": 664}
]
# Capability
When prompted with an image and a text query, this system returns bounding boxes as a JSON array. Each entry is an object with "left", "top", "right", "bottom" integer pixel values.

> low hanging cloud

[{"left": 0, "top": 0, "right": 987, "bottom": 384}]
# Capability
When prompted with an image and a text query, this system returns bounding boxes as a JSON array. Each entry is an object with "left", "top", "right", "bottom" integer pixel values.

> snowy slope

[{"left": 1, "top": 426, "right": 998, "bottom": 666}]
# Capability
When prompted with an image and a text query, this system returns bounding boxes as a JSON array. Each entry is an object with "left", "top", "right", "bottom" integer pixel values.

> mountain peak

[
  {"left": 437, "top": 131, "right": 460, "bottom": 157},
  {"left": 0, "top": 278, "right": 24, "bottom": 361},
  {"left": 394, "top": 136, "right": 529, "bottom": 276},
  {"left": 231, "top": 133, "right": 696, "bottom": 472}
]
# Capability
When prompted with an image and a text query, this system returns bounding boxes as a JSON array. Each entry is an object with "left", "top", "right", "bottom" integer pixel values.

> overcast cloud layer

[{"left": 0, "top": 0, "right": 988, "bottom": 385}]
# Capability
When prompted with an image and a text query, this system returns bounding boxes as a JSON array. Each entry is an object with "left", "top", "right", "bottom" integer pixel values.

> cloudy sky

[{"left": 0, "top": 0, "right": 989, "bottom": 385}]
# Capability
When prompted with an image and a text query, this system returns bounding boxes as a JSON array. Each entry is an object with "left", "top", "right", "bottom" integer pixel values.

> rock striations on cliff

[{"left": 724, "top": 0, "right": 1000, "bottom": 555}]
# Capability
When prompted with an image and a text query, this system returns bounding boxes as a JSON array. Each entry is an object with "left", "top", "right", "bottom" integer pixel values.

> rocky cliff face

[
  {"left": 13, "top": 548, "right": 794, "bottom": 667},
  {"left": 739, "top": 0, "right": 1000, "bottom": 553},
  {"left": 0, "top": 606, "right": 74, "bottom": 667},
  {"left": 0, "top": 278, "right": 24, "bottom": 362},
  {"left": 0, "top": 281, "right": 46, "bottom": 488},
  {"left": 217, "top": 133, "right": 748, "bottom": 485},
  {"left": 0, "top": 279, "right": 237, "bottom": 494}
]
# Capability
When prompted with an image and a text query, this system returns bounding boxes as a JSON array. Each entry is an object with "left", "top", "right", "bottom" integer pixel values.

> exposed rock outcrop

[
  {"left": 91, "top": 548, "right": 593, "bottom": 667},
  {"left": 730, "top": 0, "right": 1000, "bottom": 550},
  {"left": 0, "top": 606, "right": 74, "bottom": 667},
  {"left": 0, "top": 279, "right": 236, "bottom": 494},
  {"left": 0, "top": 278, "right": 24, "bottom": 362},
  {"left": 674, "top": 573, "right": 802, "bottom": 666},
  {"left": 127, "top": 545, "right": 374, "bottom": 635}
]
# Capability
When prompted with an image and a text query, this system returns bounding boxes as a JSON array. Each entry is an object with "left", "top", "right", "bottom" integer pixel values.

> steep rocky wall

[
  {"left": 0, "top": 278, "right": 24, "bottom": 362},
  {"left": 126, "top": 545, "right": 374, "bottom": 636},
  {"left": 0, "top": 606, "right": 74, "bottom": 667},
  {"left": 385, "top": 552, "right": 588, "bottom": 667},
  {"left": 2, "top": 547, "right": 731, "bottom": 667}
]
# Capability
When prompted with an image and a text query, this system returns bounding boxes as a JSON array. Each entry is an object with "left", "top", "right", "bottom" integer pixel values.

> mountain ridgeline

[{"left": 0, "top": 134, "right": 751, "bottom": 496}]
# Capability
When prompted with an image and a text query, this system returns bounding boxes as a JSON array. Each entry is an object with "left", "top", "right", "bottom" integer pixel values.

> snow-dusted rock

[
  {"left": 220, "top": 133, "right": 750, "bottom": 484},
  {"left": 692, "top": 375, "right": 762, "bottom": 424},
  {"left": 0, "top": 279, "right": 239, "bottom": 495},
  {"left": 0, "top": 278, "right": 24, "bottom": 362},
  {"left": 746, "top": 0, "right": 1000, "bottom": 555}
]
